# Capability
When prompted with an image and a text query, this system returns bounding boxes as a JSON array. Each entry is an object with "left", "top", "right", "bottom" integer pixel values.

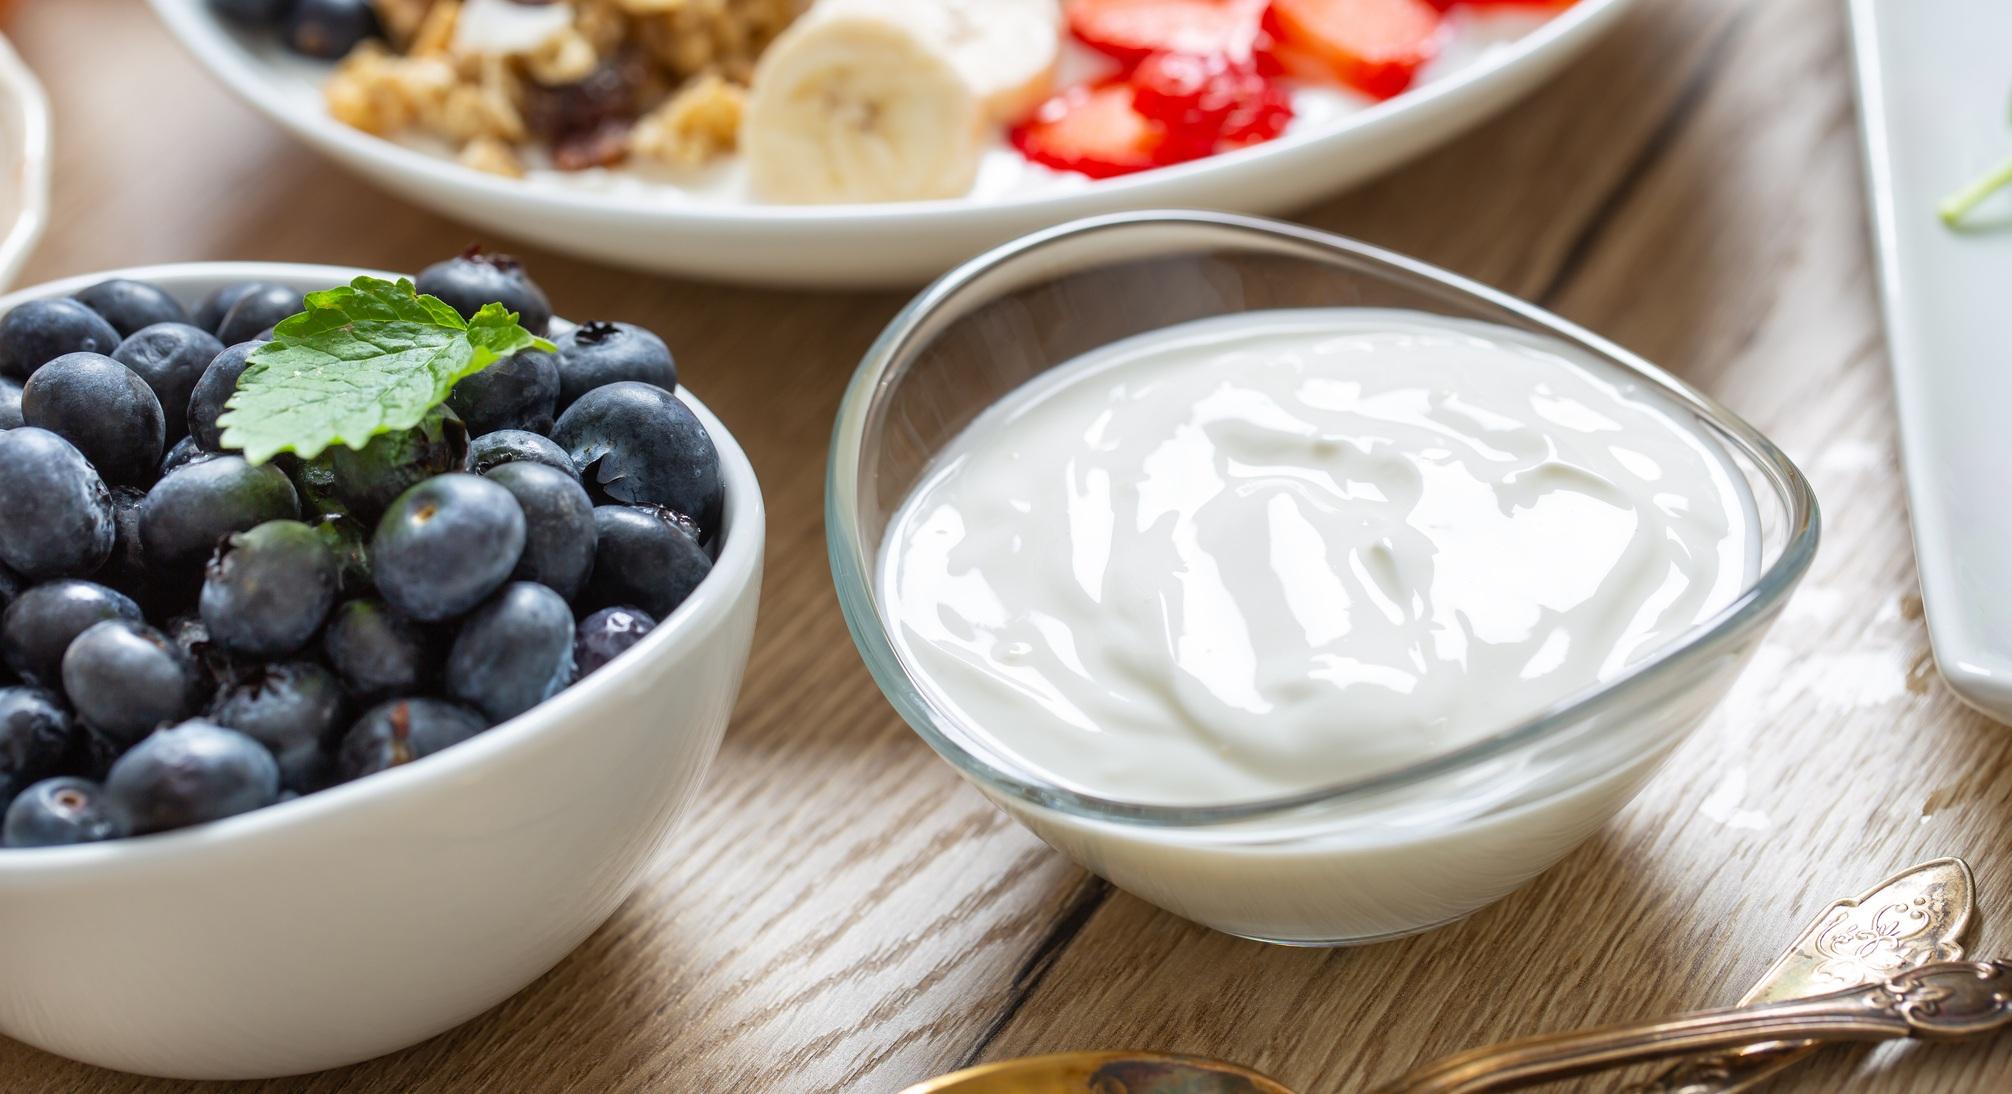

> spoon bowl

[{"left": 902, "top": 1051, "right": 1296, "bottom": 1094}]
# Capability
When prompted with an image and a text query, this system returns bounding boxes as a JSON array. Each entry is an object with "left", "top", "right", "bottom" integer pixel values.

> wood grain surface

[{"left": 5, "top": 0, "right": 2009, "bottom": 1091}]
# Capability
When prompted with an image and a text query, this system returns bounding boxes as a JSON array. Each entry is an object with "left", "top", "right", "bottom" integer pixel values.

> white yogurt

[
  {"left": 881, "top": 310, "right": 1758, "bottom": 808},
  {"left": 873, "top": 308, "right": 1769, "bottom": 943}
]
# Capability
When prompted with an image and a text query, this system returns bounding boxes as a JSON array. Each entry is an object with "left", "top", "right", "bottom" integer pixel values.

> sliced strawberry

[
  {"left": 1265, "top": 0, "right": 1446, "bottom": 101},
  {"left": 1065, "top": 0, "right": 1270, "bottom": 65},
  {"left": 1218, "top": 82, "right": 1294, "bottom": 146},
  {"left": 1012, "top": 81, "right": 1213, "bottom": 180},
  {"left": 1131, "top": 53, "right": 1294, "bottom": 148},
  {"left": 1254, "top": 29, "right": 1343, "bottom": 83},
  {"left": 1417, "top": 0, "right": 1575, "bottom": 10},
  {"left": 1132, "top": 53, "right": 1245, "bottom": 131}
]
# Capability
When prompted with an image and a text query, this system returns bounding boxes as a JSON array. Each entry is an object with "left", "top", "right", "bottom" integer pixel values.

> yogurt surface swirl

[{"left": 880, "top": 310, "right": 1758, "bottom": 805}]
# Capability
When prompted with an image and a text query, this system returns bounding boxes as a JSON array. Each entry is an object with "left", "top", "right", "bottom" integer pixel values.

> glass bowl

[{"left": 827, "top": 211, "right": 1819, "bottom": 945}]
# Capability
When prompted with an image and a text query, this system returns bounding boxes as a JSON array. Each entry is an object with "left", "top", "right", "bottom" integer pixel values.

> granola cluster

[{"left": 326, "top": 0, "right": 803, "bottom": 176}]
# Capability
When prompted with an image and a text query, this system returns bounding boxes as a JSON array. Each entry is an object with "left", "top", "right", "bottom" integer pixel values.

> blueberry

[
  {"left": 285, "top": 0, "right": 381, "bottom": 60},
  {"left": 466, "top": 428, "right": 579, "bottom": 481},
  {"left": 336, "top": 698, "right": 487, "bottom": 781},
  {"left": 207, "top": 0, "right": 296, "bottom": 26},
  {"left": 574, "top": 606, "right": 656, "bottom": 679},
  {"left": 0, "top": 428, "right": 116, "bottom": 579},
  {"left": 56, "top": 725, "right": 124, "bottom": 782},
  {"left": 553, "top": 321, "right": 676, "bottom": 411},
  {"left": 101, "top": 488, "right": 160, "bottom": 607},
  {"left": 215, "top": 284, "right": 301, "bottom": 346},
  {"left": 165, "top": 612, "right": 214, "bottom": 661},
  {"left": 21, "top": 352, "right": 166, "bottom": 485},
  {"left": 0, "top": 580, "right": 142, "bottom": 687},
  {"left": 323, "top": 598, "right": 439, "bottom": 702},
  {"left": 2, "top": 777, "right": 125, "bottom": 847},
  {"left": 303, "top": 408, "right": 467, "bottom": 522},
  {"left": 449, "top": 348, "right": 559, "bottom": 435},
  {"left": 312, "top": 513, "right": 374, "bottom": 596},
  {"left": 191, "top": 281, "right": 262, "bottom": 334},
  {"left": 73, "top": 279, "right": 189, "bottom": 338},
  {"left": 200, "top": 520, "right": 338, "bottom": 659},
  {"left": 61, "top": 621, "right": 203, "bottom": 747},
  {"left": 105, "top": 720, "right": 280, "bottom": 835},
  {"left": 97, "top": 486, "right": 164, "bottom": 612},
  {"left": 656, "top": 507, "right": 705, "bottom": 544},
  {"left": 0, "top": 298, "right": 122, "bottom": 381},
  {"left": 0, "top": 376, "right": 19, "bottom": 429},
  {"left": 208, "top": 662, "right": 346, "bottom": 793},
  {"left": 553, "top": 382, "right": 722, "bottom": 533},
  {"left": 186, "top": 341, "right": 260, "bottom": 450},
  {"left": 113, "top": 323, "right": 225, "bottom": 442},
  {"left": 165, "top": 611, "right": 241, "bottom": 696},
  {"left": 139, "top": 455, "right": 301, "bottom": 572},
  {"left": 584, "top": 505, "right": 713, "bottom": 621},
  {"left": 485, "top": 461, "right": 596, "bottom": 601},
  {"left": 415, "top": 250, "right": 552, "bottom": 335},
  {"left": 0, "top": 687, "right": 72, "bottom": 807},
  {"left": 446, "top": 583, "right": 575, "bottom": 723},
  {"left": 372, "top": 473, "right": 525, "bottom": 622},
  {"left": 159, "top": 435, "right": 216, "bottom": 477}
]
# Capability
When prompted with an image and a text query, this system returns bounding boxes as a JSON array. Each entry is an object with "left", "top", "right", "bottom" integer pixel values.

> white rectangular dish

[{"left": 1850, "top": 0, "right": 2012, "bottom": 722}]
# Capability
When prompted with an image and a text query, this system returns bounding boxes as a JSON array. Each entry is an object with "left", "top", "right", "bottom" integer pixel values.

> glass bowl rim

[{"left": 826, "top": 210, "right": 1820, "bottom": 829}]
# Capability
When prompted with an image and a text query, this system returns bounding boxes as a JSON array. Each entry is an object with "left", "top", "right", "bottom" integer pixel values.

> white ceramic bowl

[
  {"left": 0, "top": 32, "right": 51, "bottom": 290},
  {"left": 0, "top": 264, "right": 766, "bottom": 1079},
  {"left": 147, "top": 0, "right": 1637, "bottom": 288}
]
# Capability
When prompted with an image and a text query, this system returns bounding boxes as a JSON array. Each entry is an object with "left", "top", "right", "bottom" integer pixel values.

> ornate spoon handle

[
  {"left": 1610, "top": 1042, "right": 1810, "bottom": 1094},
  {"left": 1369, "top": 960, "right": 2012, "bottom": 1094}
]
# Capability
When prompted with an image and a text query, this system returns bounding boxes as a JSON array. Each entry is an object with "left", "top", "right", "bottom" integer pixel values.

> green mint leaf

[{"left": 216, "top": 276, "right": 555, "bottom": 464}]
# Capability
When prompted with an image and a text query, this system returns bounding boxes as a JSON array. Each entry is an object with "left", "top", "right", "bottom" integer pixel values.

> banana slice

[
  {"left": 744, "top": 12, "right": 986, "bottom": 204},
  {"left": 816, "top": 0, "right": 1062, "bottom": 120}
]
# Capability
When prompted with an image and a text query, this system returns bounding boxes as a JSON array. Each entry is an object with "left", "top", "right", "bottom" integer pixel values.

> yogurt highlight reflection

[{"left": 879, "top": 309, "right": 1759, "bottom": 941}]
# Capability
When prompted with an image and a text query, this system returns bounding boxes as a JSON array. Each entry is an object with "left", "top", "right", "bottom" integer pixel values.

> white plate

[
  {"left": 150, "top": 0, "right": 1635, "bottom": 287},
  {"left": 1850, "top": 0, "right": 2012, "bottom": 723},
  {"left": 0, "top": 32, "right": 50, "bottom": 291}
]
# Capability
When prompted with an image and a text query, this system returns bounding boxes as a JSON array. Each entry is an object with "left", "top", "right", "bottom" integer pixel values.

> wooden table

[{"left": 7, "top": 1, "right": 2010, "bottom": 1090}]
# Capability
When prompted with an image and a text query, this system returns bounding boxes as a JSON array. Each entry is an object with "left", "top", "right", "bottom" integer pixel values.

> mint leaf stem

[{"left": 1939, "top": 153, "right": 2012, "bottom": 226}]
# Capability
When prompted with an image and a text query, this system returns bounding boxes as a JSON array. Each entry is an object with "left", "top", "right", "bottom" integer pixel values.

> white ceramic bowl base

[{"left": 0, "top": 265, "right": 764, "bottom": 1079}]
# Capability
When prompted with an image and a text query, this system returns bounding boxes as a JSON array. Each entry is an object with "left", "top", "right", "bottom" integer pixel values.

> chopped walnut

[
  {"left": 575, "top": 0, "right": 632, "bottom": 56},
  {"left": 339, "top": 0, "right": 806, "bottom": 173},
  {"left": 407, "top": 0, "right": 460, "bottom": 57},
  {"left": 630, "top": 74, "right": 743, "bottom": 168},
  {"left": 433, "top": 53, "right": 527, "bottom": 144},
  {"left": 324, "top": 42, "right": 456, "bottom": 136},
  {"left": 457, "top": 135, "right": 525, "bottom": 177},
  {"left": 523, "top": 25, "right": 599, "bottom": 86},
  {"left": 632, "top": 0, "right": 804, "bottom": 83},
  {"left": 368, "top": 0, "right": 440, "bottom": 51}
]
